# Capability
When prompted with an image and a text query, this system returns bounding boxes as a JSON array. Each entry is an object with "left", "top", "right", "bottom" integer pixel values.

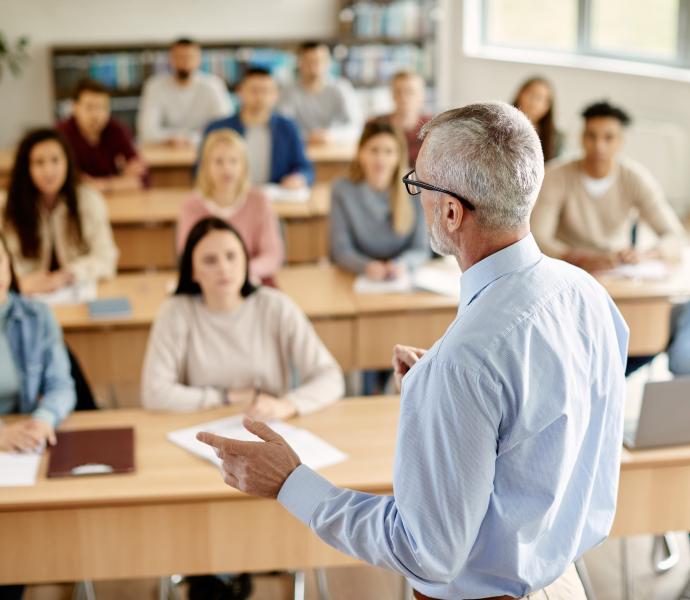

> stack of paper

[
  {"left": 412, "top": 257, "right": 461, "bottom": 298},
  {"left": 32, "top": 280, "right": 98, "bottom": 306},
  {"left": 167, "top": 415, "right": 347, "bottom": 471},
  {"left": 0, "top": 451, "right": 42, "bottom": 487},
  {"left": 353, "top": 272, "right": 413, "bottom": 294},
  {"left": 262, "top": 184, "right": 311, "bottom": 203},
  {"left": 603, "top": 260, "right": 669, "bottom": 280}
]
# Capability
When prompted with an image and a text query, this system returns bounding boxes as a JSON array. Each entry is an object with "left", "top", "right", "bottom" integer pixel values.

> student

[
  {"left": 512, "top": 76, "right": 563, "bottom": 162},
  {"left": 0, "top": 129, "right": 118, "bottom": 295},
  {"left": 330, "top": 121, "right": 428, "bottom": 280},
  {"left": 532, "top": 101, "right": 685, "bottom": 272},
  {"left": 177, "top": 129, "right": 283, "bottom": 284},
  {"left": 202, "top": 68, "right": 313, "bottom": 188},
  {"left": 278, "top": 41, "right": 362, "bottom": 144},
  {"left": 57, "top": 78, "right": 147, "bottom": 192},
  {"left": 142, "top": 216, "right": 344, "bottom": 419},
  {"left": 371, "top": 70, "right": 431, "bottom": 166},
  {"left": 0, "top": 229, "right": 75, "bottom": 449},
  {"left": 137, "top": 38, "right": 232, "bottom": 147},
  {"left": 668, "top": 303, "right": 690, "bottom": 375}
]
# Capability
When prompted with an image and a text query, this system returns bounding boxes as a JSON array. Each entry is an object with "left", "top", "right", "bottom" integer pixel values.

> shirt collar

[{"left": 459, "top": 233, "right": 542, "bottom": 309}]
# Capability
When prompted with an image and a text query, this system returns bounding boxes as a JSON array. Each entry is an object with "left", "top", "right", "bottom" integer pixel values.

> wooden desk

[
  {"left": 1, "top": 397, "right": 689, "bottom": 585},
  {"left": 106, "top": 185, "right": 331, "bottom": 269},
  {"left": 306, "top": 142, "right": 356, "bottom": 183},
  {"left": 0, "top": 397, "right": 398, "bottom": 584},
  {"left": 139, "top": 142, "right": 355, "bottom": 188}
]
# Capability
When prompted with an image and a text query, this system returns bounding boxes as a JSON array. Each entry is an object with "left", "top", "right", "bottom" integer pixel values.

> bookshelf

[{"left": 50, "top": 0, "right": 439, "bottom": 134}]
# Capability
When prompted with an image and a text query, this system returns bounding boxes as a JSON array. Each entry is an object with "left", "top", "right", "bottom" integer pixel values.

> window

[{"left": 479, "top": 0, "right": 690, "bottom": 69}]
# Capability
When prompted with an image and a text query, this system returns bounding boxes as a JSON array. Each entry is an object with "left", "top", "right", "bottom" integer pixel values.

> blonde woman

[
  {"left": 330, "top": 121, "right": 428, "bottom": 280},
  {"left": 176, "top": 129, "right": 284, "bottom": 284}
]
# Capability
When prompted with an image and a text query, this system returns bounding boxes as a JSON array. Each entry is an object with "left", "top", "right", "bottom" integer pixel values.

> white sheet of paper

[
  {"left": 412, "top": 257, "right": 462, "bottom": 298},
  {"left": 353, "top": 272, "right": 413, "bottom": 294},
  {"left": 32, "top": 280, "right": 98, "bottom": 306},
  {"left": 602, "top": 260, "right": 669, "bottom": 280},
  {"left": 0, "top": 451, "right": 42, "bottom": 487},
  {"left": 262, "top": 184, "right": 311, "bottom": 203},
  {"left": 167, "top": 415, "right": 347, "bottom": 472}
]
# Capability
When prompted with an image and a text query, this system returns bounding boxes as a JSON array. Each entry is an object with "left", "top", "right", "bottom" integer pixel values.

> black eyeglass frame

[{"left": 402, "top": 169, "right": 476, "bottom": 211}]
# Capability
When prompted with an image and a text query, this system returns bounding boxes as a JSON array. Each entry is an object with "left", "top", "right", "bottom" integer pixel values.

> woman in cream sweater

[
  {"left": 0, "top": 128, "right": 118, "bottom": 294},
  {"left": 142, "top": 216, "right": 343, "bottom": 420}
]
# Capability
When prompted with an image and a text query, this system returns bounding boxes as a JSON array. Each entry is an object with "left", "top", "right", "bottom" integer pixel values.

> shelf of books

[{"left": 50, "top": 0, "right": 439, "bottom": 134}]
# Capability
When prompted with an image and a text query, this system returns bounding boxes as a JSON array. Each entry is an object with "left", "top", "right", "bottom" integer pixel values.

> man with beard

[
  {"left": 199, "top": 102, "right": 629, "bottom": 600},
  {"left": 137, "top": 38, "right": 232, "bottom": 147}
]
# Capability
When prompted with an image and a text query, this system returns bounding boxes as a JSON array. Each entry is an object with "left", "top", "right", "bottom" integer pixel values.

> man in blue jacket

[{"left": 201, "top": 67, "right": 313, "bottom": 188}]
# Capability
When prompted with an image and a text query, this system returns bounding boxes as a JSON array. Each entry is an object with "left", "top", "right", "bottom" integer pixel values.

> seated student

[
  {"left": 668, "top": 302, "right": 690, "bottom": 375},
  {"left": 532, "top": 101, "right": 685, "bottom": 273},
  {"left": 330, "top": 120, "right": 428, "bottom": 280},
  {"left": 142, "top": 217, "right": 344, "bottom": 420},
  {"left": 137, "top": 38, "right": 232, "bottom": 147},
  {"left": 177, "top": 129, "right": 283, "bottom": 284},
  {"left": 57, "top": 78, "right": 147, "bottom": 192},
  {"left": 0, "top": 129, "right": 118, "bottom": 295},
  {"left": 278, "top": 41, "right": 362, "bottom": 144},
  {"left": 202, "top": 68, "right": 313, "bottom": 188},
  {"left": 370, "top": 70, "right": 431, "bottom": 167},
  {"left": 512, "top": 76, "right": 563, "bottom": 162}
]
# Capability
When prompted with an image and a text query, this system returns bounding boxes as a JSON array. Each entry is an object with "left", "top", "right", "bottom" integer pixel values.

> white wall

[
  {"left": 0, "top": 0, "right": 336, "bottom": 146},
  {"left": 442, "top": 1, "right": 690, "bottom": 214}
]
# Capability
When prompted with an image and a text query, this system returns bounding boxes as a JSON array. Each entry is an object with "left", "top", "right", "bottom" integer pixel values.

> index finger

[{"left": 196, "top": 431, "right": 262, "bottom": 456}]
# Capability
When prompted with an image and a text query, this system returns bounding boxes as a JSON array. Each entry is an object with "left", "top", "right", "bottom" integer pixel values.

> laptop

[{"left": 624, "top": 378, "right": 690, "bottom": 449}]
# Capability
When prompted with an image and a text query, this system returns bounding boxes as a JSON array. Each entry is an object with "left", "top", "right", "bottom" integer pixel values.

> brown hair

[
  {"left": 195, "top": 129, "right": 250, "bottom": 203},
  {"left": 72, "top": 78, "right": 110, "bottom": 101},
  {"left": 512, "top": 77, "right": 558, "bottom": 161},
  {"left": 349, "top": 121, "right": 413, "bottom": 236},
  {"left": 0, "top": 231, "right": 20, "bottom": 294}
]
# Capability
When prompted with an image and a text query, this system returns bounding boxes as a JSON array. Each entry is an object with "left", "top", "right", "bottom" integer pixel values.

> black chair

[{"left": 66, "top": 347, "right": 97, "bottom": 411}]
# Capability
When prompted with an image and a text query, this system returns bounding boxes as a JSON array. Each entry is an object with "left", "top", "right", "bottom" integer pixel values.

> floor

[{"left": 23, "top": 358, "right": 690, "bottom": 600}]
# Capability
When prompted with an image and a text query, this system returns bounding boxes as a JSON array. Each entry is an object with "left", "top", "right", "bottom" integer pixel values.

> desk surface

[
  {"left": 106, "top": 183, "right": 331, "bottom": 223},
  {"left": 138, "top": 142, "right": 356, "bottom": 169},
  {"left": 0, "top": 396, "right": 399, "bottom": 512}
]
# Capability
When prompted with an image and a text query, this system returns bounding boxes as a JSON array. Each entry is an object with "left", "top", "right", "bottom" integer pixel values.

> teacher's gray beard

[{"left": 429, "top": 202, "right": 456, "bottom": 256}]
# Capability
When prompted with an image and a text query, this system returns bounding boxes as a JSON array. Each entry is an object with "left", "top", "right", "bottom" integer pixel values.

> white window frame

[{"left": 463, "top": 0, "right": 690, "bottom": 82}]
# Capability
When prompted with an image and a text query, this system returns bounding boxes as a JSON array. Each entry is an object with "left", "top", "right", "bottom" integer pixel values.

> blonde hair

[
  {"left": 196, "top": 129, "right": 250, "bottom": 202},
  {"left": 349, "top": 121, "right": 414, "bottom": 235}
]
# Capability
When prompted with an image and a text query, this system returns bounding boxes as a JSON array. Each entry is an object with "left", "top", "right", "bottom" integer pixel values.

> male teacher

[{"left": 199, "top": 102, "right": 629, "bottom": 600}]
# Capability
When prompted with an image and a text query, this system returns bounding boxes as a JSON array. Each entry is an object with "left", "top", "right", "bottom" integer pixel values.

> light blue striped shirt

[{"left": 279, "top": 234, "right": 628, "bottom": 598}]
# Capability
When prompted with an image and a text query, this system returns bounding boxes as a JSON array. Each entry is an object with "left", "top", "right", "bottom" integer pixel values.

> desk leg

[
  {"left": 293, "top": 571, "right": 306, "bottom": 600},
  {"left": 71, "top": 581, "right": 95, "bottom": 600},
  {"left": 315, "top": 568, "right": 330, "bottom": 600},
  {"left": 620, "top": 538, "right": 634, "bottom": 600}
]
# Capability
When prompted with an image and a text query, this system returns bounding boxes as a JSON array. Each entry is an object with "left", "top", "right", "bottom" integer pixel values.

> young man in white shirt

[{"left": 137, "top": 38, "right": 232, "bottom": 147}]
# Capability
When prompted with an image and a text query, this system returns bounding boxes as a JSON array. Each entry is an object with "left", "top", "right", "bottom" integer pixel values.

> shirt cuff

[
  {"left": 32, "top": 408, "right": 58, "bottom": 428},
  {"left": 278, "top": 464, "right": 338, "bottom": 526}
]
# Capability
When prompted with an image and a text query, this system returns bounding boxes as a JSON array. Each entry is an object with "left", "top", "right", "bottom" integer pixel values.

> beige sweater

[
  {"left": 0, "top": 185, "right": 118, "bottom": 281},
  {"left": 141, "top": 287, "right": 344, "bottom": 415},
  {"left": 532, "top": 157, "right": 685, "bottom": 258}
]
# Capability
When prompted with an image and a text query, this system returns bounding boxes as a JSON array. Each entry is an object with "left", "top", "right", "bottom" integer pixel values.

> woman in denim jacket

[{"left": 0, "top": 230, "right": 75, "bottom": 453}]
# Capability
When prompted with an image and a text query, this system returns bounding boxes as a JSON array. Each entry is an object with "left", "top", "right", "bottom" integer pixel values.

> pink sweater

[{"left": 177, "top": 188, "right": 284, "bottom": 281}]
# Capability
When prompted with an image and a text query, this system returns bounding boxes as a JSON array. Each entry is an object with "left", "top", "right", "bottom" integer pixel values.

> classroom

[{"left": 1, "top": 0, "right": 690, "bottom": 599}]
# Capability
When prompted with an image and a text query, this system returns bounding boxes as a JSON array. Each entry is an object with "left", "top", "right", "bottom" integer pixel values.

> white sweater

[{"left": 141, "top": 287, "right": 344, "bottom": 414}]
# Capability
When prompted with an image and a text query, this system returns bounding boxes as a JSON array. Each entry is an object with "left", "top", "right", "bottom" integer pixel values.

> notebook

[
  {"left": 87, "top": 297, "right": 132, "bottom": 320},
  {"left": 47, "top": 427, "right": 135, "bottom": 478}
]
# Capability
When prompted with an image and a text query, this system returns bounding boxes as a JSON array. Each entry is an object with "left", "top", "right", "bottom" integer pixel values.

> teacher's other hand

[
  {"left": 196, "top": 417, "right": 301, "bottom": 498},
  {"left": 392, "top": 344, "right": 427, "bottom": 392}
]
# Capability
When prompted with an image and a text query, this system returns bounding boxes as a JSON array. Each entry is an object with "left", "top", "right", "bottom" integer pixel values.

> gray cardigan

[{"left": 329, "top": 178, "right": 429, "bottom": 274}]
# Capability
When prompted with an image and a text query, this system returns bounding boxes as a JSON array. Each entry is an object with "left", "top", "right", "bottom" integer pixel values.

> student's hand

[
  {"left": 365, "top": 260, "right": 389, "bottom": 281},
  {"left": 564, "top": 251, "right": 619, "bottom": 273},
  {"left": 20, "top": 271, "right": 62, "bottom": 294},
  {"left": 245, "top": 394, "right": 297, "bottom": 421},
  {"left": 307, "top": 129, "right": 329, "bottom": 144},
  {"left": 385, "top": 261, "right": 406, "bottom": 279},
  {"left": 0, "top": 419, "right": 54, "bottom": 452},
  {"left": 49, "top": 269, "right": 74, "bottom": 289},
  {"left": 226, "top": 388, "right": 259, "bottom": 406},
  {"left": 122, "top": 158, "right": 147, "bottom": 179},
  {"left": 197, "top": 417, "right": 302, "bottom": 498},
  {"left": 280, "top": 173, "right": 308, "bottom": 189},
  {"left": 617, "top": 248, "right": 641, "bottom": 264},
  {"left": 165, "top": 136, "right": 192, "bottom": 148},
  {"left": 392, "top": 344, "right": 427, "bottom": 392}
]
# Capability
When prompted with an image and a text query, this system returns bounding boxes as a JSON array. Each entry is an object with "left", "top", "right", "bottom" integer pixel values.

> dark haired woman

[
  {"left": 512, "top": 77, "right": 563, "bottom": 161},
  {"left": 0, "top": 230, "right": 75, "bottom": 456},
  {"left": 0, "top": 128, "right": 118, "bottom": 295},
  {"left": 141, "top": 217, "right": 343, "bottom": 420}
]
